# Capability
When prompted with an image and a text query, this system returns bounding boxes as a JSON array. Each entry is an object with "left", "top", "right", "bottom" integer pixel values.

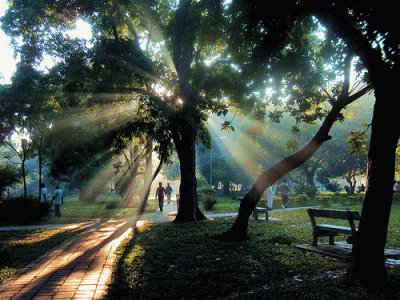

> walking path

[
  {"left": 0, "top": 204, "right": 311, "bottom": 299},
  {"left": 0, "top": 219, "right": 133, "bottom": 300}
]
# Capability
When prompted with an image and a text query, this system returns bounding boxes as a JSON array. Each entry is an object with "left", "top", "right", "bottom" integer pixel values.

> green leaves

[{"left": 220, "top": 120, "right": 235, "bottom": 132}]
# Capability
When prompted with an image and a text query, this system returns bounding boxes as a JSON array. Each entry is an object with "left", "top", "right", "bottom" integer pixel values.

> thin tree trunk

[
  {"left": 140, "top": 136, "right": 153, "bottom": 204},
  {"left": 38, "top": 136, "right": 43, "bottom": 202},
  {"left": 136, "top": 158, "right": 163, "bottom": 220},
  {"left": 22, "top": 159, "right": 27, "bottom": 199}
]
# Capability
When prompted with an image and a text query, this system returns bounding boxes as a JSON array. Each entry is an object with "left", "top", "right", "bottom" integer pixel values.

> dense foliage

[{"left": 0, "top": 196, "right": 50, "bottom": 224}]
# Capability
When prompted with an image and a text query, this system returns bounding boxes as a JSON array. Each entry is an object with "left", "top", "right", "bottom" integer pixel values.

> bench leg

[
  {"left": 252, "top": 209, "right": 258, "bottom": 220},
  {"left": 329, "top": 235, "right": 335, "bottom": 245},
  {"left": 265, "top": 211, "right": 268, "bottom": 221},
  {"left": 312, "top": 234, "right": 318, "bottom": 246}
]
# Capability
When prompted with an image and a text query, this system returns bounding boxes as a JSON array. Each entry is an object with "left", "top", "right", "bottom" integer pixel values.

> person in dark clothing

[{"left": 155, "top": 182, "right": 166, "bottom": 212}]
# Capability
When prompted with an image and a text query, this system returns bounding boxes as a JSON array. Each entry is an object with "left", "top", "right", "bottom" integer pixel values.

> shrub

[
  {"left": 105, "top": 201, "right": 120, "bottom": 209},
  {"left": 294, "top": 184, "right": 318, "bottom": 199},
  {"left": 198, "top": 186, "right": 217, "bottom": 211},
  {"left": 324, "top": 180, "right": 342, "bottom": 194},
  {"left": 203, "top": 197, "right": 217, "bottom": 210},
  {"left": 0, "top": 196, "right": 50, "bottom": 224},
  {"left": 0, "top": 164, "right": 20, "bottom": 196},
  {"left": 292, "top": 194, "right": 310, "bottom": 206},
  {"left": 319, "top": 197, "right": 332, "bottom": 208}
]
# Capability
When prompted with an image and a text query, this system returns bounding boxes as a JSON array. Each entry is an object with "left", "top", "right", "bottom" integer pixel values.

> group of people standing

[
  {"left": 40, "top": 183, "right": 64, "bottom": 218},
  {"left": 155, "top": 182, "right": 173, "bottom": 212},
  {"left": 265, "top": 179, "right": 291, "bottom": 211}
]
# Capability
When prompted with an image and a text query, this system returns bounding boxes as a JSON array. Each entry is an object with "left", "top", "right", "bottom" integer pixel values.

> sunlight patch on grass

[{"left": 0, "top": 227, "right": 85, "bottom": 284}]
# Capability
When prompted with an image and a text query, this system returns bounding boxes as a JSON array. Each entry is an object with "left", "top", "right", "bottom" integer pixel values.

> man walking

[
  {"left": 165, "top": 183, "right": 173, "bottom": 205},
  {"left": 155, "top": 182, "right": 166, "bottom": 212},
  {"left": 52, "top": 185, "right": 64, "bottom": 218},
  {"left": 280, "top": 180, "right": 291, "bottom": 210}
]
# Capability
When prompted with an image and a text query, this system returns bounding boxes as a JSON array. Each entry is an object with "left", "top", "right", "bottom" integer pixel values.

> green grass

[
  {"left": 36, "top": 194, "right": 159, "bottom": 224},
  {"left": 0, "top": 227, "right": 85, "bottom": 284},
  {"left": 108, "top": 203, "right": 400, "bottom": 299},
  {"left": 202, "top": 196, "right": 241, "bottom": 213}
]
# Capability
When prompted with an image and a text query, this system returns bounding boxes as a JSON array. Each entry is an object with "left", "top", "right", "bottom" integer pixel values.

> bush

[
  {"left": 292, "top": 194, "right": 310, "bottom": 206},
  {"left": 105, "top": 201, "right": 120, "bottom": 209},
  {"left": 0, "top": 164, "right": 20, "bottom": 196},
  {"left": 319, "top": 197, "right": 332, "bottom": 208},
  {"left": 198, "top": 186, "right": 217, "bottom": 211},
  {"left": 294, "top": 184, "right": 318, "bottom": 199},
  {"left": 324, "top": 180, "right": 342, "bottom": 194},
  {"left": 0, "top": 196, "right": 50, "bottom": 224}
]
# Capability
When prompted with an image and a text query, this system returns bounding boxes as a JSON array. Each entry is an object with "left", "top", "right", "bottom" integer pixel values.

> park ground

[{"left": 1, "top": 194, "right": 400, "bottom": 299}]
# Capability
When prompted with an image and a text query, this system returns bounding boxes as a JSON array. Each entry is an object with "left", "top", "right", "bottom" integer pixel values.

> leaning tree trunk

[
  {"left": 218, "top": 72, "right": 370, "bottom": 241},
  {"left": 347, "top": 81, "right": 399, "bottom": 289},
  {"left": 220, "top": 135, "right": 329, "bottom": 241}
]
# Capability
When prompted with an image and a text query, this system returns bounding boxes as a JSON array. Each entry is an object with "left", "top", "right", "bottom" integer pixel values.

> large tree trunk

[
  {"left": 173, "top": 116, "right": 206, "bottom": 222},
  {"left": 168, "top": 0, "right": 206, "bottom": 222},
  {"left": 314, "top": 8, "right": 399, "bottom": 288},
  {"left": 347, "top": 82, "right": 399, "bottom": 289}
]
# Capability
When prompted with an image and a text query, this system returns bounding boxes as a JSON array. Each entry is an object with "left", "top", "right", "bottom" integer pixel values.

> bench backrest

[
  {"left": 307, "top": 208, "right": 360, "bottom": 220},
  {"left": 307, "top": 208, "right": 360, "bottom": 233}
]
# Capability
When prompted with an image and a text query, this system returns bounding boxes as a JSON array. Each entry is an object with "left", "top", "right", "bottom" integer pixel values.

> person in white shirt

[
  {"left": 40, "top": 183, "right": 48, "bottom": 203},
  {"left": 40, "top": 183, "right": 50, "bottom": 218},
  {"left": 52, "top": 185, "right": 64, "bottom": 218},
  {"left": 280, "top": 180, "right": 291, "bottom": 209},
  {"left": 266, "top": 186, "right": 275, "bottom": 211}
]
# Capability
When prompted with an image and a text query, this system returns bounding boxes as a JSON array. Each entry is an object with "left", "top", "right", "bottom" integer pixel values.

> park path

[
  {"left": 0, "top": 219, "right": 133, "bottom": 300},
  {"left": 0, "top": 203, "right": 309, "bottom": 300}
]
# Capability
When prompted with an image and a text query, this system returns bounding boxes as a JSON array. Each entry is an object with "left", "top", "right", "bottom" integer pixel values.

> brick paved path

[
  {"left": 0, "top": 219, "right": 132, "bottom": 300},
  {"left": 0, "top": 203, "right": 310, "bottom": 300}
]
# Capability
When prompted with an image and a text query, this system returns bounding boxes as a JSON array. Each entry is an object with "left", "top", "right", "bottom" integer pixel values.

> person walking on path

[
  {"left": 165, "top": 183, "right": 173, "bottom": 204},
  {"left": 280, "top": 180, "right": 291, "bottom": 210},
  {"left": 266, "top": 186, "right": 274, "bottom": 211},
  {"left": 155, "top": 182, "right": 166, "bottom": 212},
  {"left": 52, "top": 185, "right": 64, "bottom": 218},
  {"left": 40, "top": 183, "right": 51, "bottom": 218}
]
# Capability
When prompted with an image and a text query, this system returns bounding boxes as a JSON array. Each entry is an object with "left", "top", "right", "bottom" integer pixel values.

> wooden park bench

[
  {"left": 252, "top": 206, "right": 269, "bottom": 221},
  {"left": 237, "top": 197, "right": 269, "bottom": 221},
  {"left": 307, "top": 208, "right": 360, "bottom": 248}
]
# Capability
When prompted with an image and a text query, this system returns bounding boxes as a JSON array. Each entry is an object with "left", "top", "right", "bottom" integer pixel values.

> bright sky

[
  {"left": 0, "top": 0, "right": 92, "bottom": 84},
  {"left": 0, "top": 0, "right": 16, "bottom": 84}
]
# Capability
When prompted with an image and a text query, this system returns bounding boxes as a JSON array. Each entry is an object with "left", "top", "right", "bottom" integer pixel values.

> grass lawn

[
  {"left": 0, "top": 227, "right": 85, "bottom": 284},
  {"left": 107, "top": 202, "right": 400, "bottom": 299},
  {"left": 205, "top": 196, "right": 241, "bottom": 213},
  {"left": 36, "top": 194, "right": 159, "bottom": 224}
]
